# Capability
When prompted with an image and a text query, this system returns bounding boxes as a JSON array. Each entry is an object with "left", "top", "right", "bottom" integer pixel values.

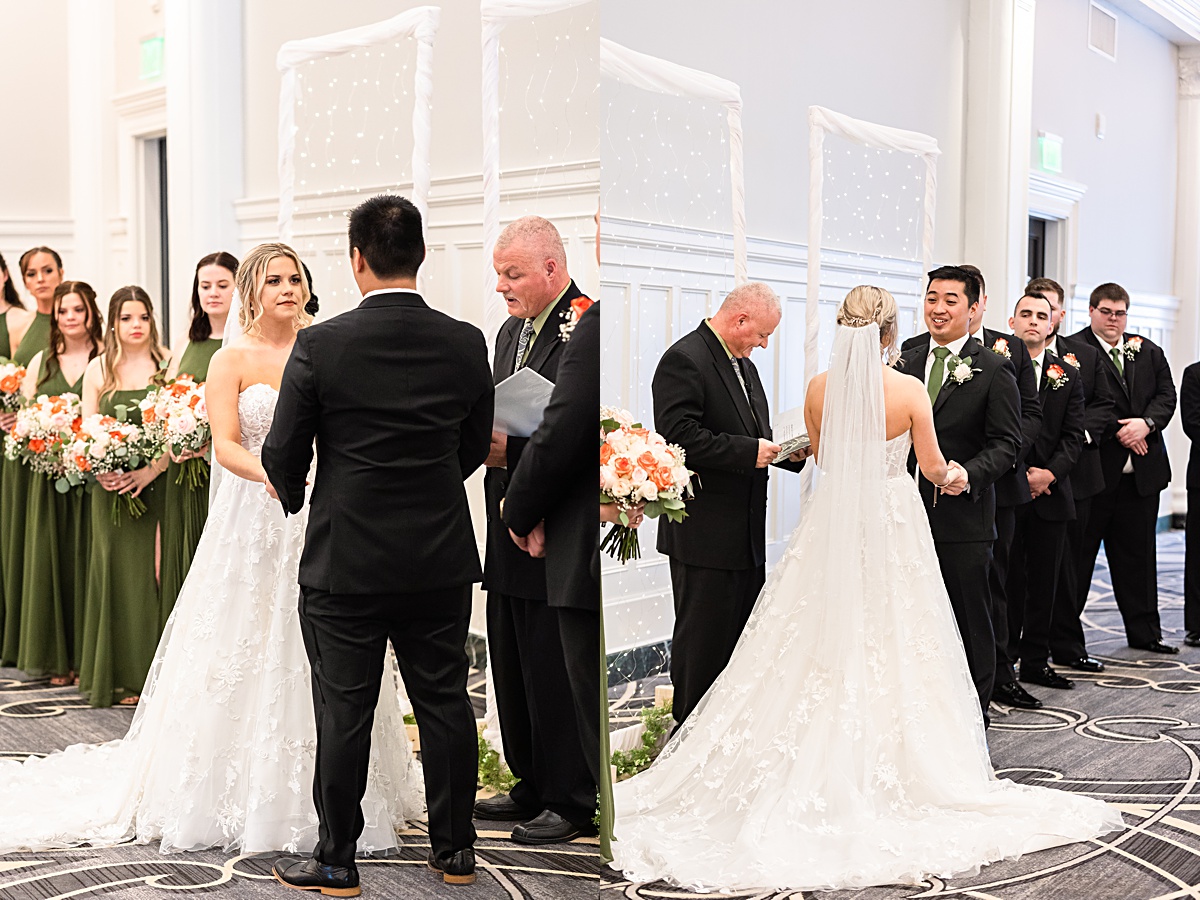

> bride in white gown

[
  {"left": 0, "top": 242, "right": 423, "bottom": 855},
  {"left": 611, "top": 286, "right": 1124, "bottom": 892}
]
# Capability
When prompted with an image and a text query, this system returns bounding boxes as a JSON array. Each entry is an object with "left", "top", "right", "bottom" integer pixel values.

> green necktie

[
  {"left": 1033, "top": 358, "right": 1040, "bottom": 383},
  {"left": 928, "top": 346, "right": 951, "bottom": 404},
  {"left": 1110, "top": 347, "right": 1124, "bottom": 376}
]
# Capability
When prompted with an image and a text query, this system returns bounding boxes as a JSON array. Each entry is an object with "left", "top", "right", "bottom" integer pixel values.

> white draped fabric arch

[
  {"left": 803, "top": 105, "right": 940, "bottom": 499},
  {"left": 275, "top": 6, "right": 441, "bottom": 242},
  {"left": 599, "top": 38, "right": 747, "bottom": 286}
]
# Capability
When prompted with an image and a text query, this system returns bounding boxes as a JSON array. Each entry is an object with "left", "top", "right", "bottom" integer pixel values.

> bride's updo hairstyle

[
  {"left": 234, "top": 242, "right": 314, "bottom": 337},
  {"left": 836, "top": 285, "right": 900, "bottom": 366}
]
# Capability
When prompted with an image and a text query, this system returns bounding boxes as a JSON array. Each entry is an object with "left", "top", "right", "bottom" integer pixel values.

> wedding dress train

[
  {"left": 611, "top": 324, "right": 1123, "bottom": 892},
  {"left": 0, "top": 383, "right": 424, "bottom": 854}
]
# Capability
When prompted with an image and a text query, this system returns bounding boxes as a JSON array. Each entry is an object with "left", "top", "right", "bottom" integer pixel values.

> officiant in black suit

[
  {"left": 652, "top": 282, "right": 807, "bottom": 729},
  {"left": 502, "top": 300, "right": 601, "bottom": 810},
  {"left": 264, "top": 194, "right": 494, "bottom": 891},
  {"left": 1027, "top": 277, "right": 1115, "bottom": 674},
  {"left": 1003, "top": 291, "right": 1085, "bottom": 694},
  {"left": 898, "top": 266, "right": 1022, "bottom": 720},
  {"left": 1070, "top": 283, "right": 1178, "bottom": 653},
  {"left": 901, "top": 264, "right": 1041, "bottom": 711},
  {"left": 474, "top": 216, "right": 596, "bottom": 846}
]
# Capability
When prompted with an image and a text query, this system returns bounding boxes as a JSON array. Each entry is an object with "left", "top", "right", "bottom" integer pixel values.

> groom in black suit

[
  {"left": 898, "top": 266, "right": 1022, "bottom": 720},
  {"left": 474, "top": 216, "right": 597, "bottom": 845},
  {"left": 1070, "top": 283, "right": 1178, "bottom": 653},
  {"left": 653, "top": 282, "right": 807, "bottom": 728},
  {"left": 264, "top": 195, "right": 494, "bottom": 892}
]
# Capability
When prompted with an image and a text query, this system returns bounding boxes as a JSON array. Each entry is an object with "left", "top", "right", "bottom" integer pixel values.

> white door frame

[{"left": 112, "top": 85, "right": 167, "bottom": 315}]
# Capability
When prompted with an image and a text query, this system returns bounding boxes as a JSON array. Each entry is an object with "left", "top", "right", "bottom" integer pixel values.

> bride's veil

[{"left": 817, "top": 320, "right": 886, "bottom": 481}]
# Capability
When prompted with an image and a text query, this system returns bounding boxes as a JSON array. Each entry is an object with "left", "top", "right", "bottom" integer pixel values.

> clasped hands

[
  {"left": 1116, "top": 417, "right": 1151, "bottom": 456},
  {"left": 756, "top": 438, "right": 812, "bottom": 468},
  {"left": 936, "top": 461, "right": 969, "bottom": 497}
]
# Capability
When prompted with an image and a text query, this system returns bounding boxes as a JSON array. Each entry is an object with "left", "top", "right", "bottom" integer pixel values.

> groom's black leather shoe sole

[
  {"left": 1130, "top": 640, "right": 1179, "bottom": 654},
  {"left": 510, "top": 809, "right": 592, "bottom": 844},
  {"left": 272, "top": 857, "right": 360, "bottom": 897},
  {"left": 1020, "top": 665, "right": 1074, "bottom": 690},
  {"left": 991, "top": 681, "right": 1042, "bottom": 709},
  {"left": 473, "top": 793, "right": 538, "bottom": 821},
  {"left": 427, "top": 848, "right": 476, "bottom": 885}
]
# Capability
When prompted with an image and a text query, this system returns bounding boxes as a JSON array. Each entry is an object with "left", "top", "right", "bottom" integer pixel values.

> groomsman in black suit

[
  {"left": 502, "top": 301, "right": 601, "bottom": 802},
  {"left": 653, "top": 282, "right": 807, "bottom": 728},
  {"left": 475, "top": 216, "right": 595, "bottom": 844},
  {"left": 1071, "top": 283, "right": 1178, "bottom": 653},
  {"left": 264, "top": 195, "right": 493, "bottom": 890},
  {"left": 901, "top": 264, "right": 1042, "bottom": 710},
  {"left": 1028, "top": 277, "right": 1114, "bottom": 673},
  {"left": 1003, "top": 291, "right": 1085, "bottom": 693},
  {"left": 1180, "top": 361, "right": 1200, "bottom": 647},
  {"left": 898, "top": 266, "right": 1022, "bottom": 720}
]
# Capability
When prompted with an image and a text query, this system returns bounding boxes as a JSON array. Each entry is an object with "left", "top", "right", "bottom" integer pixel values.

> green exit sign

[
  {"left": 1038, "top": 132, "right": 1063, "bottom": 174},
  {"left": 140, "top": 36, "right": 164, "bottom": 81}
]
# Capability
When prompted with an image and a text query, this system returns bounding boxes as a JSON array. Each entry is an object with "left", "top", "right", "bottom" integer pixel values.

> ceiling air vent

[{"left": 1089, "top": 2, "right": 1118, "bottom": 61}]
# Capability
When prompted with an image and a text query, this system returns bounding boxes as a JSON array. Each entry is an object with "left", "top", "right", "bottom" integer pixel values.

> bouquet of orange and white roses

[
  {"left": 60, "top": 413, "right": 158, "bottom": 521},
  {"left": 0, "top": 362, "right": 27, "bottom": 415},
  {"left": 3, "top": 393, "right": 81, "bottom": 478},
  {"left": 141, "top": 376, "right": 210, "bottom": 491},
  {"left": 600, "top": 405, "right": 693, "bottom": 564}
]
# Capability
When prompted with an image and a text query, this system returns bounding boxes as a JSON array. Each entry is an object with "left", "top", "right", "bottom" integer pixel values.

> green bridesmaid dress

[
  {"left": 0, "top": 311, "right": 10, "bottom": 654},
  {"left": 158, "top": 337, "right": 221, "bottom": 624},
  {"left": 0, "top": 312, "right": 52, "bottom": 667},
  {"left": 77, "top": 386, "right": 165, "bottom": 707},
  {"left": 13, "top": 358, "right": 88, "bottom": 677}
]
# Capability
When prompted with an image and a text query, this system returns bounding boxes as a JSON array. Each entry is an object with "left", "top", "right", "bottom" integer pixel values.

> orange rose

[
  {"left": 571, "top": 296, "right": 594, "bottom": 318},
  {"left": 75, "top": 455, "right": 91, "bottom": 472},
  {"left": 29, "top": 438, "right": 45, "bottom": 454},
  {"left": 651, "top": 466, "right": 673, "bottom": 491},
  {"left": 637, "top": 450, "right": 658, "bottom": 470},
  {"left": 189, "top": 395, "right": 201, "bottom": 409},
  {"left": 71, "top": 418, "right": 82, "bottom": 434},
  {"left": 171, "top": 382, "right": 190, "bottom": 396},
  {"left": 612, "top": 456, "right": 634, "bottom": 477},
  {"left": 0, "top": 375, "right": 19, "bottom": 393},
  {"left": 109, "top": 431, "right": 125, "bottom": 440},
  {"left": 99, "top": 416, "right": 116, "bottom": 426},
  {"left": 143, "top": 409, "right": 156, "bottom": 423},
  {"left": 599, "top": 443, "right": 614, "bottom": 465}
]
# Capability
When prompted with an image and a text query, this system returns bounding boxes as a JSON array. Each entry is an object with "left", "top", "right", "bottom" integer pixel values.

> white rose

[
  {"left": 630, "top": 467, "right": 647, "bottom": 486},
  {"left": 88, "top": 443, "right": 107, "bottom": 459},
  {"left": 194, "top": 398, "right": 207, "bottom": 419},
  {"left": 637, "top": 480, "right": 658, "bottom": 502},
  {"left": 611, "top": 477, "right": 633, "bottom": 498},
  {"left": 672, "top": 466, "right": 690, "bottom": 488},
  {"left": 175, "top": 411, "right": 197, "bottom": 434},
  {"left": 93, "top": 432, "right": 110, "bottom": 448},
  {"left": 954, "top": 363, "right": 971, "bottom": 381},
  {"left": 600, "top": 465, "right": 617, "bottom": 491},
  {"left": 13, "top": 420, "right": 30, "bottom": 438}
]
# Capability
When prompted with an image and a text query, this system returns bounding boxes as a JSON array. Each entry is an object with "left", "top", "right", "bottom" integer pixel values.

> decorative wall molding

[
  {"left": 1181, "top": 50, "right": 1200, "bottom": 96},
  {"left": 111, "top": 84, "right": 167, "bottom": 118}
]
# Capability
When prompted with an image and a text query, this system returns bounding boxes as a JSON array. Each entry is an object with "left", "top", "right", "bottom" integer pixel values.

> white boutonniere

[
  {"left": 947, "top": 355, "right": 979, "bottom": 385},
  {"left": 1123, "top": 336, "right": 1143, "bottom": 360},
  {"left": 1061, "top": 352, "right": 1081, "bottom": 369},
  {"left": 1045, "top": 363, "right": 1069, "bottom": 391},
  {"left": 990, "top": 337, "right": 1011, "bottom": 359}
]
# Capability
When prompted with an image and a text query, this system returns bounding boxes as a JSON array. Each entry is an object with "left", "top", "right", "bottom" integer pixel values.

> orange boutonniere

[{"left": 559, "top": 295, "right": 595, "bottom": 342}]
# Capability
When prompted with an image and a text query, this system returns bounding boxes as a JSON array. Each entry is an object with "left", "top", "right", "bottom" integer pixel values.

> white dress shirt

[
  {"left": 923, "top": 332, "right": 972, "bottom": 389},
  {"left": 361, "top": 287, "right": 421, "bottom": 302}
]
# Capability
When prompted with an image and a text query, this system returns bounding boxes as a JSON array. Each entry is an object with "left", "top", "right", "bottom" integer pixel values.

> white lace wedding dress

[
  {"left": 0, "top": 383, "right": 424, "bottom": 854},
  {"left": 611, "top": 324, "right": 1124, "bottom": 892}
]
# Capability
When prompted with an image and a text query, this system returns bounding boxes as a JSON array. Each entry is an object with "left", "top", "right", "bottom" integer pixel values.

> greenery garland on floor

[{"left": 611, "top": 701, "right": 672, "bottom": 780}]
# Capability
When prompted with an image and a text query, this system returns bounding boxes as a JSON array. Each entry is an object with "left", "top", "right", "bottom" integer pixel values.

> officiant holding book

[
  {"left": 652, "top": 282, "right": 808, "bottom": 730},
  {"left": 475, "top": 216, "right": 597, "bottom": 845}
]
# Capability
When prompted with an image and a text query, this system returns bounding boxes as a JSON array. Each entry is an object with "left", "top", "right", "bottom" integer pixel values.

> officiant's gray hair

[
  {"left": 721, "top": 281, "right": 780, "bottom": 316},
  {"left": 495, "top": 216, "right": 567, "bottom": 267},
  {"left": 838, "top": 285, "right": 899, "bottom": 365}
]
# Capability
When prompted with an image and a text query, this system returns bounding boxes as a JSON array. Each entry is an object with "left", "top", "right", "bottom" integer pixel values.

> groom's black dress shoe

[
  {"left": 991, "top": 681, "right": 1042, "bottom": 709},
  {"left": 473, "top": 792, "right": 539, "bottom": 821},
  {"left": 1130, "top": 640, "right": 1179, "bottom": 654},
  {"left": 510, "top": 810, "right": 591, "bottom": 845},
  {"left": 272, "top": 857, "right": 360, "bottom": 897},
  {"left": 1185, "top": 632, "right": 1200, "bottom": 648},
  {"left": 1020, "top": 665, "right": 1074, "bottom": 690},
  {"left": 1053, "top": 655, "right": 1105, "bottom": 673},
  {"left": 427, "top": 848, "right": 476, "bottom": 885}
]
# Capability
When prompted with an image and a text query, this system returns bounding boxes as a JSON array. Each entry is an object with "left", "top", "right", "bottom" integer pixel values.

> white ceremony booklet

[
  {"left": 770, "top": 405, "right": 810, "bottom": 465},
  {"left": 493, "top": 366, "right": 555, "bottom": 438}
]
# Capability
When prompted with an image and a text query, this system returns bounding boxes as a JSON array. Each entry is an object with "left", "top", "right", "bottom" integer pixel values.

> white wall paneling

[{"left": 111, "top": 86, "right": 167, "bottom": 307}]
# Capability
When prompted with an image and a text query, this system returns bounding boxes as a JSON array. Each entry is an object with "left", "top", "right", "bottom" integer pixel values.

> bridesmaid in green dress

[
  {"left": 13, "top": 282, "right": 103, "bottom": 682},
  {"left": 159, "top": 251, "right": 237, "bottom": 623},
  {"left": 77, "top": 285, "right": 170, "bottom": 707},
  {"left": 0, "top": 247, "right": 63, "bottom": 668},
  {"left": 0, "top": 251, "right": 35, "bottom": 654}
]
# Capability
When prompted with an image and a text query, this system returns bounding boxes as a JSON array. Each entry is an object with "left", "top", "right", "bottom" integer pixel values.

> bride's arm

[
  {"left": 908, "top": 380, "right": 949, "bottom": 485},
  {"left": 206, "top": 347, "right": 268, "bottom": 484},
  {"left": 802, "top": 373, "right": 825, "bottom": 461}
]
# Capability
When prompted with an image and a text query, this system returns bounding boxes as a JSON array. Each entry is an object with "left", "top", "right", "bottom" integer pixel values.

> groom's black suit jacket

[
  {"left": 503, "top": 303, "right": 599, "bottom": 612},
  {"left": 483, "top": 281, "right": 580, "bottom": 604},
  {"left": 1026, "top": 349, "right": 1086, "bottom": 522},
  {"left": 653, "top": 321, "right": 803, "bottom": 571},
  {"left": 262, "top": 290, "right": 494, "bottom": 594},
  {"left": 899, "top": 334, "right": 1022, "bottom": 543},
  {"left": 1070, "top": 327, "right": 1176, "bottom": 497}
]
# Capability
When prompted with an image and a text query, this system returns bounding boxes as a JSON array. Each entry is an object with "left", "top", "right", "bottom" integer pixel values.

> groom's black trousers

[
  {"left": 933, "top": 541, "right": 995, "bottom": 722},
  {"left": 299, "top": 584, "right": 478, "bottom": 868}
]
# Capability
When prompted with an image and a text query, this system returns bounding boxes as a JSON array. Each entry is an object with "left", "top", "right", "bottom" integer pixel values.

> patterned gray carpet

[
  {"left": 605, "top": 531, "right": 1200, "bottom": 899},
  {"left": 0, "top": 666, "right": 599, "bottom": 899}
]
